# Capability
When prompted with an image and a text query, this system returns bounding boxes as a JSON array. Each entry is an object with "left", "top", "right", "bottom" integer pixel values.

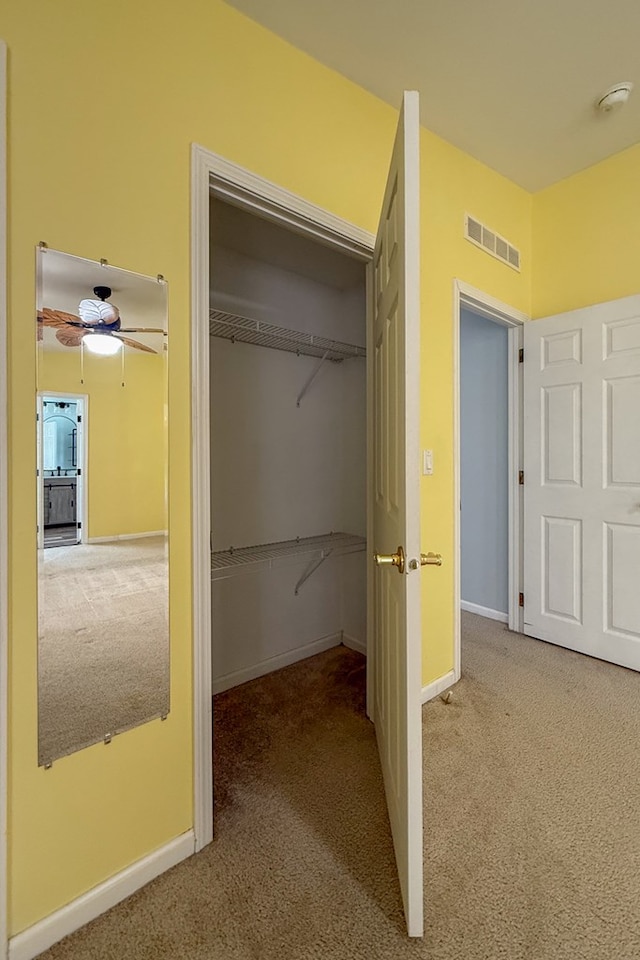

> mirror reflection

[{"left": 36, "top": 249, "right": 169, "bottom": 766}]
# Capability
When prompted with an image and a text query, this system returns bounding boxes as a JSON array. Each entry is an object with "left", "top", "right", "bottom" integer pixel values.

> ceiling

[{"left": 226, "top": 0, "right": 640, "bottom": 191}]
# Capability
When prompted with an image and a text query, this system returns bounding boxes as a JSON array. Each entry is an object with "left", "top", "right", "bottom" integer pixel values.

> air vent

[{"left": 465, "top": 214, "right": 521, "bottom": 272}]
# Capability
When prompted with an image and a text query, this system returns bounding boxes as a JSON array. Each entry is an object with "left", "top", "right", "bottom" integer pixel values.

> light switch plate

[{"left": 422, "top": 449, "right": 433, "bottom": 475}]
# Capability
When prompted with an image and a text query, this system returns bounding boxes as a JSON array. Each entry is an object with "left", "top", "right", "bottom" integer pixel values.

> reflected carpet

[{"left": 38, "top": 536, "right": 169, "bottom": 765}]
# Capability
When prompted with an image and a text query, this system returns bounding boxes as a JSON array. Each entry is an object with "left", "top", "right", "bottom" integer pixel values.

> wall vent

[{"left": 464, "top": 214, "right": 521, "bottom": 272}]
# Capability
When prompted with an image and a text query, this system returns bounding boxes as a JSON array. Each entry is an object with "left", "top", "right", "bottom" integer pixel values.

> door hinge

[
  {"left": 519, "top": 348, "right": 524, "bottom": 363},
  {"left": 77, "top": 522, "right": 82, "bottom": 530},
  {"left": 519, "top": 592, "right": 524, "bottom": 608},
  {"left": 518, "top": 470, "right": 524, "bottom": 485},
  {"left": 77, "top": 415, "right": 82, "bottom": 423},
  {"left": 77, "top": 469, "right": 82, "bottom": 476}
]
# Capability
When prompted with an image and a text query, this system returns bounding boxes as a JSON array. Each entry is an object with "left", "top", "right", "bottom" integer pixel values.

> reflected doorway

[{"left": 38, "top": 393, "right": 86, "bottom": 549}]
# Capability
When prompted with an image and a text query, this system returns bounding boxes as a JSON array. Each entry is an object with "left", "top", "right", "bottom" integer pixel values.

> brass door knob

[
  {"left": 373, "top": 545, "right": 405, "bottom": 574},
  {"left": 420, "top": 552, "right": 442, "bottom": 566}
]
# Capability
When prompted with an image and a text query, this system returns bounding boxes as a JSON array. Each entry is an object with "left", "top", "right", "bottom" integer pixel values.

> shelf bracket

[
  {"left": 294, "top": 548, "right": 333, "bottom": 595},
  {"left": 296, "top": 350, "right": 330, "bottom": 407}
]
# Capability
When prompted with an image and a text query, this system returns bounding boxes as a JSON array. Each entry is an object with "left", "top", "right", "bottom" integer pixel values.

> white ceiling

[{"left": 226, "top": 0, "right": 640, "bottom": 191}]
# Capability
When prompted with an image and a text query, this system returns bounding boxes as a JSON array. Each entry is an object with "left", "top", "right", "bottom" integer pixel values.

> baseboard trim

[
  {"left": 85, "top": 531, "right": 167, "bottom": 544},
  {"left": 212, "top": 632, "right": 343, "bottom": 694},
  {"left": 461, "top": 600, "right": 508, "bottom": 623},
  {"left": 421, "top": 669, "right": 456, "bottom": 704},
  {"left": 342, "top": 633, "right": 367, "bottom": 656},
  {"left": 8, "top": 831, "right": 195, "bottom": 960}
]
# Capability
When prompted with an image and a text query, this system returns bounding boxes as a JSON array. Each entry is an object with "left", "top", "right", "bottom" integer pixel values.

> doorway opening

[
  {"left": 38, "top": 393, "right": 86, "bottom": 549},
  {"left": 190, "top": 147, "right": 376, "bottom": 850},
  {"left": 460, "top": 309, "right": 509, "bottom": 622},
  {"left": 454, "top": 282, "right": 526, "bottom": 677}
]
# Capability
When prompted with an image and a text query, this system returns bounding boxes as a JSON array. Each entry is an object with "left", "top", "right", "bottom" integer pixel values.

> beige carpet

[
  {"left": 38, "top": 537, "right": 169, "bottom": 765},
  {"left": 38, "top": 613, "right": 640, "bottom": 958}
]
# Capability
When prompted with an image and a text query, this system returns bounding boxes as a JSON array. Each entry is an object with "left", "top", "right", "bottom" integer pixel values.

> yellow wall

[
  {"left": 3, "top": 0, "right": 531, "bottom": 933},
  {"left": 533, "top": 142, "right": 640, "bottom": 317},
  {"left": 419, "top": 128, "right": 531, "bottom": 679},
  {"left": 39, "top": 350, "right": 166, "bottom": 539}
]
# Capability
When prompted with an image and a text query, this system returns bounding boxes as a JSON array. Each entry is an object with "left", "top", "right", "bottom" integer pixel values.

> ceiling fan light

[{"left": 83, "top": 333, "right": 123, "bottom": 356}]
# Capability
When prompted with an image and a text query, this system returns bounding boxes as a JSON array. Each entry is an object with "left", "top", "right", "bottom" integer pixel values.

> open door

[
  {"left": 370, "top": 91, "right": 424, "bottom": 938},
  {"left": 523, "top": 295, "right": 640, "bottom": 670}
]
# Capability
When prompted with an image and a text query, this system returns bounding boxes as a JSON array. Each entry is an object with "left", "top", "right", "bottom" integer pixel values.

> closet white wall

[{"left": 209, "top": 200, "right": 367, "bottom": 691}]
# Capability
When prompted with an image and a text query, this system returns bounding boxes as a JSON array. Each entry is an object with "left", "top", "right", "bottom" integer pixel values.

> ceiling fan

[{"left": 37, "top": 286, "right": 166, "bottom": 355}]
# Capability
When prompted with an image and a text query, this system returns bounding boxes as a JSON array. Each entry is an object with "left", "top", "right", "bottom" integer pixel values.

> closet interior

[{"left": 209, "top": 198, "right": 368, "bottom": 694}]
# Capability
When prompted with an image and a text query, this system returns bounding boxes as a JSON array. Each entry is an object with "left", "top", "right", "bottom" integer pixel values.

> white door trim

[
  {"left": 190, "top": 144, "right": 374, "bottom": 851},
  {"left": 0, "top": 38, "right": 8, "bottom": 960},
  {"left": 453, "top": 280, "right": 527, "bottom": 680}
]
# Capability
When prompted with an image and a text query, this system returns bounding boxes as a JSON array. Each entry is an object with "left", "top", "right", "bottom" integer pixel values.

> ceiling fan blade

[
  {"left": 39, "top": 307, "right": 83, "bottom": 328},
  {"left": 118, "top": 327, "right": 166, "bottom": 334},
  {"left": 115, "top": 336, "right": 157, "bottom": 354},
  {"left": 55, "top": 327, "right": 86, "bottom": 348}
]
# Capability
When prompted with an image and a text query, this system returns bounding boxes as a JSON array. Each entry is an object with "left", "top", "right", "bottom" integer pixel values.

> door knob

[
  {"left": 374, "top": 545, "right": 405, "bottom": 574},
  {"left": 420, "top": 552, "right": 442, "bottom": 566}
]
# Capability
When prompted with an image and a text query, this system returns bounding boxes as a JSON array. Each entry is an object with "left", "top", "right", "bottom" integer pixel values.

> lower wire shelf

[{"left": 211, "top": 532, "right": 366, "bottom": 592}]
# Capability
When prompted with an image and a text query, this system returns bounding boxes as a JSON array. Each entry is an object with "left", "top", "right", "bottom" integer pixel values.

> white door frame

[
  {"left": 453, "top": 280, "right": 528, "bottom": 680},
  {"left": 37, "top": 393, "right": 88, "bottom": 548},
  {"left": 190, "top": 144, "right": 374, "bottom": 850},
  {"left": 0, "top": 38, "right": 8, "bottom": 960},
  {"left": 0, "top": 40, "right": 9, "bottom": 960}
]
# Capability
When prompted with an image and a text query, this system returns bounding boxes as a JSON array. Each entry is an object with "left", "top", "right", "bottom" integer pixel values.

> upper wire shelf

[{"left": 209, "top": 309, "right": 366, "bottom": 362}]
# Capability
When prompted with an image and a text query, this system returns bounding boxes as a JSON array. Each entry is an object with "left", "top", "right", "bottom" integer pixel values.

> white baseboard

[
  {"left": 342, "top": 633, "right": 367, "bottom": 656},
  {"left": 86, "top": 530, "right": 167, "bottom": 544},
  {"left": 421, "top": 669, "right": 456, "bottom": 705},
  {"left": 212, "top": 632, "right": 343, "bottom": 694},
  {"left": 8, "top": 831, "right": 195, "bottom": 960},
  {"left": 461, "top": 600, "right": 508, "bottom": 623}
]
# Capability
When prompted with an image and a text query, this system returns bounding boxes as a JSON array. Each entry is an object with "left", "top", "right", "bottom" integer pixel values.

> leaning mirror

[{"left": 36, "top": 248, "right": 169, "bottom": 766}]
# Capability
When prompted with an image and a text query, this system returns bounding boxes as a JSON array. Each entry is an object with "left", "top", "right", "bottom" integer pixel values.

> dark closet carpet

[{"left": 38, "top": 614, "right": 640, "bottom": 959}]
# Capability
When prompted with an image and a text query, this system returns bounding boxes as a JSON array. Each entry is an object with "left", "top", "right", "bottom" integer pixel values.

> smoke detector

[{"left": 597, "top": 82, "right": 633, "bottom": 113}]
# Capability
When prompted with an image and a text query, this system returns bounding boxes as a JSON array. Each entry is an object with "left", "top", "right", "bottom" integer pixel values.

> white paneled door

[
  {"left": 524, "top": 296, "right": 640, "bottom": 670},
  {"left": 370, "top": 91, "right": 423, "bottom": 937}
]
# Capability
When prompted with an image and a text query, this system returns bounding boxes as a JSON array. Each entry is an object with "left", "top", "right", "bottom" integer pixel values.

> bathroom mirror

[{"left": 36, "top": 248, "right": 169, "bottom": 766}]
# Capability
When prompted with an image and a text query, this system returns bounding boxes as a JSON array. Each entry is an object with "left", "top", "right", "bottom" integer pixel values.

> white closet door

[
  {"left": 371, "top": 90, "right": 423, "bottom": 938},
  {"left": 523, "top": 295, "right": 640, "bottom": 669}
]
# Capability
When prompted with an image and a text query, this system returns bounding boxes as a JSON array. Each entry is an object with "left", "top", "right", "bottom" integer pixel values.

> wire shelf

[
  {"left": 209, "top": 310, "right": 366, "bottom": 362},
  {"left": 211, "top": 532, "right": 366, "bottom": 582}
]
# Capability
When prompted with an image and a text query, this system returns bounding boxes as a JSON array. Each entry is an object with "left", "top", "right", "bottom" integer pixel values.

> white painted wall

[
  {"left": 210, "top": 244, "right": 365, "bottom": 343},
  {"left": 209, "top": 223, "right": 367, "bottom": 686},
  {"left": 460, "top": 309, "right": 509, "bottom": 618}
]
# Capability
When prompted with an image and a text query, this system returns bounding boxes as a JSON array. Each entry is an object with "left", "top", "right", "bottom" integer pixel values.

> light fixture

[
  {"left": 77, "top": 285, "right": 123, "bottom": 356},
  {"left": 597, "top": 82, "right": 633, "bottom": 113},
  {"left": 83, "top": 333, "right": 123, "bottom": 356}
]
